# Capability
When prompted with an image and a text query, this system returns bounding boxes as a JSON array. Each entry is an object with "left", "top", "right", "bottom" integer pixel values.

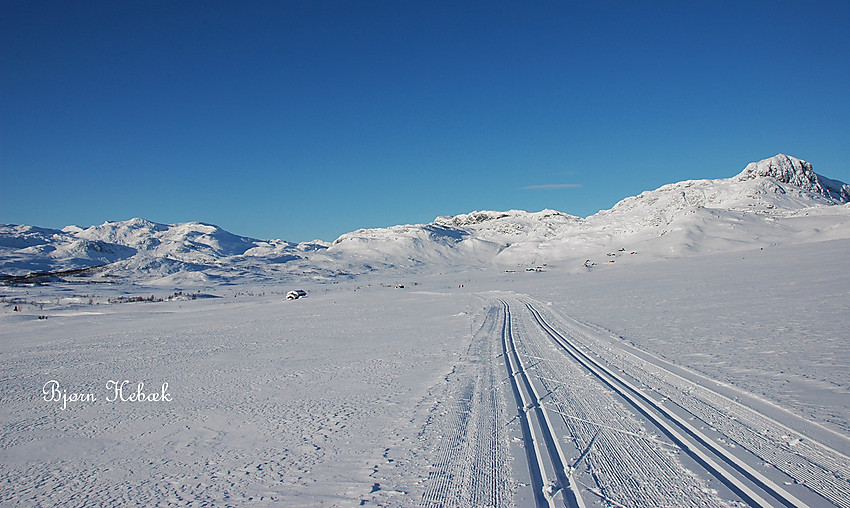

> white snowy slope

[
  {"left": 0, "top": 225, "right": 136, "bottom": 276},
  {"left": 329, "top": 153, "right": 850, "bottom": 269},
  {"left": 737, "top": 153, "right": 850, "bottom": 202},
  {"left": 78, "top": 219, "right": 332, "bottom": 285},
  {"left": 575, "top": 153, "right": 850, "bottom": 260},
  {"left": 329, "top": 209, "right": 582, "bottom": 270},
  {"left": 0, "top": 218, "right": 330, "bottom": 283},
  {"left": 2, "top": 153, "right": 849, "bottom": 283}
]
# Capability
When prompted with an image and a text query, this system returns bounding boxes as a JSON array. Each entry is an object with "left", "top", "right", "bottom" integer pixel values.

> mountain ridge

[{"left": 3, "top": 154, "right": 849, "bottom": 283}]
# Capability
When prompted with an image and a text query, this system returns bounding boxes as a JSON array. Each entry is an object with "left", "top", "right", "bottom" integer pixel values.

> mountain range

[{"left": 2, "top": 154, "right": 849, "bottom": 285}]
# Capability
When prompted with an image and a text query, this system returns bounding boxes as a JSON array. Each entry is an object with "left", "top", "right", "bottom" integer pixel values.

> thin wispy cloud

[{"left": 521, "top": 183, "right": 582, "bottom": 190}]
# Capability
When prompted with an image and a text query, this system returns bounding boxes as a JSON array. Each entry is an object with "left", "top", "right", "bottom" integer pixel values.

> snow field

[
  {"left": 1, "top": 233, "right": 848, "bottom": 506},
  {"left": 0, "top": 285, "right": 475, "bottom": 506},
  {"left": 529, "top": 238, "right": 850, "bottom": 437}
]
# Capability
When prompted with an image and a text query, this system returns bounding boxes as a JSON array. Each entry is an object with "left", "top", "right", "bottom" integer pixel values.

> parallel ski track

[
  {"left": 499, "top": 300, "right": 585, "bottom": 508},
  {"left": 524, "top": 302, "right": 810, "bottom": 508},
  {"left": 553, "top": 311, "right": 850, "bottom": 508},
  {"left": 420, "top": 304, "right": 510, "bottom": 507}
]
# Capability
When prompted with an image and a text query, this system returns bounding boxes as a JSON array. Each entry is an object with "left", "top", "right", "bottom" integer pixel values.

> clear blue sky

[{"left": 3, "top": 1, "right": 849, "bottom": 242}]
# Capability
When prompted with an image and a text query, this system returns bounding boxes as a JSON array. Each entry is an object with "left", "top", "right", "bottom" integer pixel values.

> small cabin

[{"left": 286, "top": 289, "right": 307, "bottom": 300}]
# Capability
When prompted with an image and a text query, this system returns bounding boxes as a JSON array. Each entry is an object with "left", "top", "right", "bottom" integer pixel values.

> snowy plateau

[{"left": 1, "top": 154, "right": 850, "bottom": 507}]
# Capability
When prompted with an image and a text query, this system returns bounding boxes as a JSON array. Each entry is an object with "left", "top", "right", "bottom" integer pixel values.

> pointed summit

[{"left": 736, "top": 154, "right": 850, "bottom": 203}]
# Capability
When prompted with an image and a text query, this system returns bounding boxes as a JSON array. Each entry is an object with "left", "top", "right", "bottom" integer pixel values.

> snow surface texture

[{"left": 2, "top": 153, "right": 850, "bottom": 506}]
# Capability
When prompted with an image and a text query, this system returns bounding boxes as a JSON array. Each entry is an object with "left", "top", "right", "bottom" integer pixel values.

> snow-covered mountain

[
  {"left": 737, "top": 153, "right": 850, "bottom": 202},
  {"left": 0, "top": 224, "right": 137, "bottom": 276},
  {"left": 329, "top": 210, "right": 583, "bottom": 269},
  {"left": 330, "top": 154, "right": 850, "bottom": 267},
  {"left": 3, "top": 154, "right": 849, "bottom": 284},
  {"left": 0, "top": 219, "right": 329, "bottom": 283}
]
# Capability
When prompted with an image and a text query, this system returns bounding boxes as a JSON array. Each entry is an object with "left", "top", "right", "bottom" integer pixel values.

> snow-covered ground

[
  {"left": 2, "top": 237, "right": 849, "bottom": 506},
  {"left": 1, "top": 281, "right": 476, "bottom": 505},
  {"left": 2, "top": 154, "right": 850, "bottom": 506}
]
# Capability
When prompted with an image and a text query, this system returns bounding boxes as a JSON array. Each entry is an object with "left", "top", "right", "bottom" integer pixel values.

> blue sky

[{"left": 3, "top": 1, "right": 849, "bottom": 242}]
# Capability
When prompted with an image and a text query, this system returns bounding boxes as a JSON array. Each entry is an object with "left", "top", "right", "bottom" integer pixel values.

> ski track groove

[
  {"left": 419, "top": 304, "right": 511, "bottom": 507},
  {"left": 526, "top": 301, "right": 779, "bottom": 506},
  {"left": 503, "top": 298, "right": 731, "bottom": 508},
  {"left": 522, "top": 298, "right": 850, "bottom": 508},
  {"left": 498, "top": 299, "right": 584, "bottom": 508},
  {"left": 530, "top": 299, "right": 850, "bottom": 508}
]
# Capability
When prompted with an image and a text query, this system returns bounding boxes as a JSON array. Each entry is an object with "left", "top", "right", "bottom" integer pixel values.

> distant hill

[{"left": 3, "top": 154, "right": 849, "bottom": 284}]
